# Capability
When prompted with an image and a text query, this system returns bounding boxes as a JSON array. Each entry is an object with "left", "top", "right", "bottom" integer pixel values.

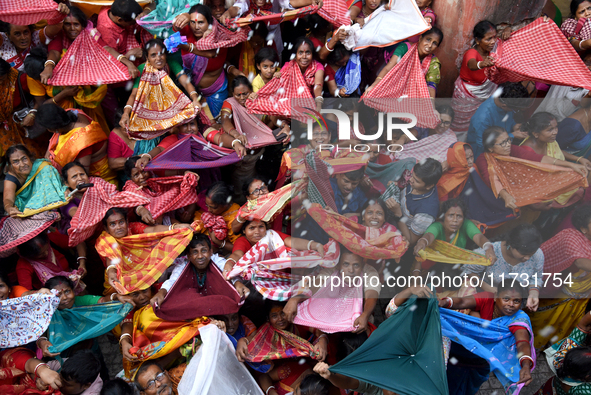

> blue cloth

[
  {"left": 205, "top": 76, "right": 229, "bottom": 119},
  {"left": 334, "top": 52, "right": 361, "bottom": 95},
  {"left": 402, "top": 186, "right": 439, "bottom": 218},
  {"left": 467, "top": 97, "right": 516, "bottom": 158},
  {"left": 330, "top": 178, "right": 368, "bottom": 215},
  {"left": 440, "top": 308, "right": 534, "bottom": 395},
  {"left": 558, "top": 117, "right": 591, "bottom": 158}
]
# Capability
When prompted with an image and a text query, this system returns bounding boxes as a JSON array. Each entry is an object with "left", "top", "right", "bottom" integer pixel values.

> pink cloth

[
  {"left": 107, "top": 131, "right": 134, "bottom": 158},
  {"left": 201, "top": 212, "right": 228, "bottom": 240},
  {"left": 27, "top": 249, "right": 86, "bottom": 294},
  {"left": 226, "top": 97, "right": 279, "bottom": 149},
  {"left": 0, "top": 0, "right": 64, "bottom": 26},
  {"left": 395, "top": 129, "right": 457, "bottom": 162}
]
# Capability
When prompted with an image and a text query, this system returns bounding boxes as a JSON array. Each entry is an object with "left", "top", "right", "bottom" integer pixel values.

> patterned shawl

[
  {"left": 306, "top": 203, "right": 409, "bottom": 261},
  {"left": 395, "top": 129, "right": 457, "bottom": 163},
  {"left": 127, "top": 62, "right": 196, "bottom": 140},
  {"left": 0, "top": 212, "right": 60, "bottom": 258},
  {"left": 47, "top": 301, "right": 133, "bottom": 354},
  {"left": 437, "top": 142, "right": 472, "bottom": 199},
  {"left": 238, "top": 180, "right": 300, "bottom": 223},
  {"left": 246, "top": 59, "right": 315, "bottom": 121},
  {"left": 362, "top": 43, "right": 439, "bottom": 128},
  {"left": 486, "top": 18, "right": 591, "bottom": 90},
  {"left": 0, "top": 293, "right": 60, "bottom": 348},
  {"left": 0, "top": 0, "right": 64, "bottom": 26},
  {"left": 122, "top": 173, "right": 199, "bottom": 219},
  {"left": 416, "top": 239, "right": 491, "bottom": 266},
  {"left": 541, "top": 228, "right": 591, "bottom": 274},
  {"left": 14, "top": 159, "right": 69, "bottom": 218},
  {"left": 561, "top": 17, "right": 591, "bottom": 41},
  {"left": 483, "top": 153, "right": 588, "bottom": 207},
  {"left": 26, "top": 248, "right": 86, "bottom": 294},
  {"left": 365, "top": 158, "right": 416, "bottom": 195},
  {"left": 194, "top": 19, "right": 249, "bottom": 51},
  {"left": 245, "top": 322, "right": 317, "bottom": 362},
  {"left": 226, "top": 97, "right": 279, "bottom": 149},
  {"left": 227, "top": 5, "right": 318, "bottom": 28},
  {"left": 68, "top": 177, "right": 149, "bottom": 247},
  {"left": 94, "top": 228, "right": 193, "bottom": 294}
]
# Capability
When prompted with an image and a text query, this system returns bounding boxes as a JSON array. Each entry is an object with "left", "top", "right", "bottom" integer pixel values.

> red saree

[{"left": 0, "top": 348, "right": 58, "bottom": 395}]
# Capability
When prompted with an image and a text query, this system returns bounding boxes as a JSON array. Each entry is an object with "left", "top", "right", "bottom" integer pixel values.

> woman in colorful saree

[
  {"left": 289, "top": 37, "right": 324, "bottom": 109},
  {"left": 119, "top": 38, "right": 199, "bottom": 134},
  {"left": 450, "top": 21, "right": 499, "bottom": 138},
  {"left": 235, "top": 299, "right": 329, "bottom": 395},
  {"left": 437, "top": 142, "right": 475, "bottom": 200},
  {"left": 2, "top": 145, "right": 68, "bottom": 218},
  {"left": 367, "top": 27, "right": 444, "bottom": 98},
  {"left": 35, "top": 103, "right": 118, "bottom": 186},
  {"left": 475, "top": 126, "right": 588, "bottom": 211},
  {"left": 0, "top": 347, "right": 63, "bottom": 394},
  {"left": 532, "top": 205, "right": 591, "bottom": 349},
  {"left": 535, "top": 311, "right": 591, "bottom": 395},
  {"left": 561, "top": 0, "right": 591, "bottom": 53}
]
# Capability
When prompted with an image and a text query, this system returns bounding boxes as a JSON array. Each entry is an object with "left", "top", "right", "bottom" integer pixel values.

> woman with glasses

[{"left": 475, "top": 126, "right": 588, "bottom": 210}]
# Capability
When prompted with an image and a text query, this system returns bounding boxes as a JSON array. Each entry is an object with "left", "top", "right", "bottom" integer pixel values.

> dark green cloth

[
  {"left": 330, "top": 296, "right": 448, "bottom": 395},
  {"left": 425, "top": 220, "right": 481, "bottom": 249}
]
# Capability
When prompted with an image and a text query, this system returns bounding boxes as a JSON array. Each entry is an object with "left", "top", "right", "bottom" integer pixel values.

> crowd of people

[{"left": 3, "top": 0, "right": 591, "bottom": 394}]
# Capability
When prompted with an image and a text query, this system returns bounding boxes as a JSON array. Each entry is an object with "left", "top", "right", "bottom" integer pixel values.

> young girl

[{"left": 252, "top": 47, "right": 280, "bottom": 93}]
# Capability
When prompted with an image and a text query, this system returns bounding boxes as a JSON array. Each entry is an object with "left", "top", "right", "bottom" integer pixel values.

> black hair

[
  {"left": 24, "top": 46, "right": 47, "bottom": 80},
  {"left": 124, "top": 156, "right": 142, "bottom": 178},
  {"left": 100, "top": 378, "right": 134, "bottom": 395},
  {"left": 205, "top": 181, "right": 234, "bottom": 206},
  {"left": 35, "top": 103, "right": 78, "bottom": 132},
  {"left": 45, "top": 275, "right": 75, "bottom": 291},
  {"left": 134, "top": 361, "right": 163, "bottom": 389},
  {"left": 435, "top": 104, "right": 455, "bottom": 120},
  {"left": 110, "top": 0, "right": 143, "bottom": 22},
  {"left": 293, "top": 37, "right": 315, "bottom": 54},
  {"left": 341, "top": 167, "right": 365, "bottom": 182},
  {"left": 496, "top": 281, "right": 527, "bottom": 299},
  {"left": 17, "top": 232, "right": 49, "bottom": 259},
  {"left": 505, "top": 224, "right": 542, "bottom": 256},
  {"left": 482, "top": 126, "right": 507, "bottom": 153},
  {"left": 61, "top": 350, "right": 101, "bottom": 386},
  {"left": 143, "top": 38, "right": 167, "bottom": 59},
  {"left": 421, "top": 25, "right": 444, "bottom": 44},
  {"left": 338, "top": 245, "right": 363, "bottom": 264},
  {"left": 571, "top": 0, "right": 591, "bottom": 17},
  {"left": 557, "top": 346, "right": 591, "bottom": 381},
  {"left": 360, "top": 199, "right": 388, "bottom": 219},
  {"left": 572, "top": 205, "right": 591, "bottom": 232},
  {"left": 188, "top": 4, "right": 214, "bottom": 25},
  {"left": 336, "top": 332, "right": 368, "bottom": 361},
  {"left": 61, "top": 160, "right": 88, "bottom": 182},
  {"left": 0, "top": 58, "right": 10, "bottom": 76},
  {"left": 473, "top": 20, "right": 497, "bottom": 41},
  {"left": 255, "top": 47, "right": 279, "bottom": 67},
  {"left": 68, "top": 6, "right": 89, "bottom": 29},
  {"left": 439, "top": 198, "right": 468, "bottom": 220},
  {"left": 298, "top": 373, "right": 331, "bottom": 395},
  {"left": 188, "top": 233, "right": 212, "bottom": 251},
  {"left": 498, "top": 82, "right": 531, "bottom": 109},
  {"left": 3, "top": 144, "right": 34, "bottom": 168},
  {"left": 307, "top": 13, "right": 330, "bottom": 36},
  {"left": 0, "top": 271, "right": 12, "bottom": 288},
  {"left": 113, "top": 108, "right": 125, "bottom": 128},
  {"left": 327, "top": 43, "right": 352, "bottom": 66},
  {"left": 0, "top": 22, "right": 34, "bottom": 36},
  {"left": 102, "top": 207, "right": 129, "bottom": 227},
  {"left": 230, "top": 75, "right": 252, "bottom": 93},
  {"left": 413, "top": 158, "right": 443, "bottom": 187},
  {"left": 242, "top": 175, "right": 266, "bottom": 198},
  {"left": 241, "top": 219, "right": 268, "bottom": 235},
  {"left": 521, "top": 112, "right": 557, "bottom": 138},
  {"left": 264, "top": 299, "right": 286, "bottom": 318}
]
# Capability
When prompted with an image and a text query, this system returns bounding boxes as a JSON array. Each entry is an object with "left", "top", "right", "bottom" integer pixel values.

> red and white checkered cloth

[
  {"left": 561, "top": 17, "right": 591, "bottom": 41},
  {"left": 486, "top": 18, "right": 591, "bottom": 90},
  {"left": 246, "top": 60, "right": 316, "bottom": 122},
  {"left": 195, "top": 18, "right": 249, "bottom": 51},
  {"left": 362, "top": 43, "right": 439, "bottom": 128},
  {"left": 49, "top": 28, "right": 131, "bottom": 86},
  {"left": 122, "top": 172, "right": 199, "bottom": 220},
  {"left": 0, "top": 0, "right": 63, "bottom": 26},
  {"left": 318, "top": 0, "right": 350, "bottom": 28},
  {"left": 0, "top": 212, "right": 60, "bottom": 258},
  {"left": 68, "top": 177, "right": 149, "bottom": 247}
]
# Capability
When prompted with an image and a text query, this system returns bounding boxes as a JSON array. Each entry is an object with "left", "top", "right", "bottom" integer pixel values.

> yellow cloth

[
  {"left": 69, "top": 0, "right": 152, "bottom": 17},
  {"left": 417, "top": 240, "right": 491, "bottom": 266},
  {"left": 530, "top": 295, "right": 588, "bottom": 349},
  {"left": 90, "top": 155, "right": 118, "bottom": 187},
  {"left": 252, "top": 74, "right": 266, "bottom": 93},
  {"left": 193, "top": 203, "right": 241, "bottom": 243}
]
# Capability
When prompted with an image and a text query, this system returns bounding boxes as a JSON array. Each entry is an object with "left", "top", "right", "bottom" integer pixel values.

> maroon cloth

[{"left": 155, "top": 260, "right": 241, "bottom": 321}]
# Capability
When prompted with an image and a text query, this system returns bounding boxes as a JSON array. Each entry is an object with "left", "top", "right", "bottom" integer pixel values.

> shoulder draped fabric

[
  {"left": 226, "top": 97, "right": 279, "bottom": 149},
  {"left": 48, "top": 28, "right": 131, "bottom": 86},
  {"left": 127, "top": 62, "right": 196, "bottom": 140},
  {"left": 144, "top": 134, "right": 241, "bottom": 171},
  {"left": 0, "top": 347, "right": 59, "bottom": 395},
  {"left": 182, "top": 52, "right": 208, "bottom": 86},
  {"left": 396, "top": 129, "right": 457, "bottom": 163},
  {"left": 0, "top": 212, "right": 60, "bottom": 258},
  {"left": 307, "top": 203, "right": 409, "bottom": 261},
  {"left": 26, "top": 248, "right": 86, "bottom": 294},
  {"left": 94, "top": 228, "right": 193, "bottom": 294},
  {"left": 227, "top": 230, "right": 340, "bottom": 301},
  {"left": 485, "top": 18, "right": 591, "bottom": 90},
  {"left": 68, "top": 177, "right": 150, "bottom": 247},
  {"left": 440, "top": 308, "right": 535, "bottom": 395},
  {"left": 155, "top": 258, "right": 241, "bottom": 321},
  {"left": 483, "top": 152, "right": 588, "bottom": 207},
  {"left": 293, "top": 269, "right": 363, "bottom": 333},
  {"left": 0, "top": 293, "right": 60, "bottom": 348},
  {"left": 542, "top": 228, "right": 591, "bottom": 274},
  {"left": 124, "top": 305, "right": 210, "bottom": 379},
  {"left": 14, "top": 159, "right": 69, "bottom": 217},
  {"left": 194, "top": 19, "right": 249, "bottom": 51},
  {"left": 417, "top": 239, "right": 491, "bottom": 266},
  {"left": 245, "top": 322, "right": 317, "bottom": 362},
  {"left": 330, "top": 296, "right": 448, "bottom": 395},
  {"left": 122, "top": 173, "right": 199, "bottom": 219},
  {"left": 361, "top": 43, "right": 439, "bottom": 128},
  {"left": 47, "top": 301, "right": 133, "bottom": 354},
  {"left": 246, "top": 59, "right": 315, "bottom": 121},
  {"left": 437, "top": 142, "right": 472, "bottom": 199}
]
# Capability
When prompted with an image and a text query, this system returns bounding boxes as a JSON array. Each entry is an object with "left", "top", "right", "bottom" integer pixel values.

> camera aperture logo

[{"left": 297, "top": 106, "right": 419, "bottom": 153}]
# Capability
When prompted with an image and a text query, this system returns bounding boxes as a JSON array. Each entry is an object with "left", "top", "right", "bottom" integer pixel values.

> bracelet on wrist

[
  {"left": 231, "top": 139, "right": 241, "bottom": 148},
  {"left": 124, "top": 104, "right": 133, "bottom": 111},
  {"left": 34, "top": 363, "right": 49, "bottom": 378},
  {"left": 141, "top": 153, "right": 152, "bottom": 160},
  {"left": 44, "top": 60, "right": 56, "bottom": 67}
]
